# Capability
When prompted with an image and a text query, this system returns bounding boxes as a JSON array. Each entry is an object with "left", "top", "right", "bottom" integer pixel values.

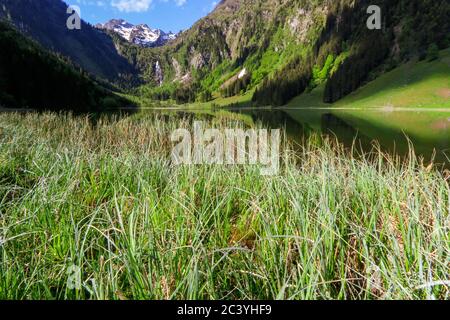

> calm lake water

[
  {"left": 136, "top": 106, "right": 449, "bottom": 167},
  {"left": 226, "top": 107, "right": 450, "bottom": 167},
  {"left": 3, "top": 106, "right": 449, "bottom": 167}
]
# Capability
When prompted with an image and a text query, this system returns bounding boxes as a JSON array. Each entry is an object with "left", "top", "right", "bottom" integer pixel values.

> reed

[{"left": 0, "top": 111, "right": 448, "bottom": 300}]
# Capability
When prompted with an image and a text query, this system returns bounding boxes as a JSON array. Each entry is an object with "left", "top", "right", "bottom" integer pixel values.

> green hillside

[
  {"left": 0, "top": 0, "right": 137, "bottom": 85},
  {"left": 1, "top": 0, "right": 448, "bottom": 108},
  {"left": 287, "top": 48, "right": 450, "bottom": 109},
  {"left": 118, "top": 0, "right": 449, "bottom": 107},
  {"left": 283, "top": 49, "right": 450, "bottom": 162},
  {"left": 0, "top": 21, "right": 132, "bottom": 111}
]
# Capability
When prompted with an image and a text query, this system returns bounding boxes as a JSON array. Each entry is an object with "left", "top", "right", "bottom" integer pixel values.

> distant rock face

[{"left": 96, "top": 19, "right": 176, "bottom": 48}]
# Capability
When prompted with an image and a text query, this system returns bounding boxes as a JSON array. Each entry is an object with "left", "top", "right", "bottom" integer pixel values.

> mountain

[
  {"left": 0, "top": 0, "right": 137, "bottom": 85},
  {"left": 96, "top": 19, "right": 176, "bottom": 48},
  {"left": 0, "top": 0, "right": 448, "bottom": 107},
  {"left": 0, "top": 21, "right": 132, "bottom": 111},
  {"left": 114, "top": 0, "right": 449, "bottom": 105}
]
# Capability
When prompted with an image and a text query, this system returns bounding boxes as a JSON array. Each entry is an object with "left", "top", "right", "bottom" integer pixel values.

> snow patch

[
  {"left": 238, "top": 68, "right": 247, "bottom": 79},
  {"left": 97, "top": 19, "right": 176, "bottom": 47}
]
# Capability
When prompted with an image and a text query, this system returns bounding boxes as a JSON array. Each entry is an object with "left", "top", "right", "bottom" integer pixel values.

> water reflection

[
  {"left": 5, "top": 105, "right": 446, "bottom": 167},
  {"left": 231, "top": 108, "right": 450, "bottom": 167}
]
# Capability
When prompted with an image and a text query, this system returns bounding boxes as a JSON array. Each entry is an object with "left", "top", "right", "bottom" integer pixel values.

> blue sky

[{"left": 65, "top": 0, "right": 219, "bottom": 33}]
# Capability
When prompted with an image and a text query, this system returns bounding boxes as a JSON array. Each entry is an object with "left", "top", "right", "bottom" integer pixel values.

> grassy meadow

[
  {"left": 283, "top": 49, "right": 450, "bottom": 159},
  {"left": 286, "top": 49, "right": 450, "bottom": 110},
  {"left": 0, "top": 111, "right": 449, "bottom": 300}
]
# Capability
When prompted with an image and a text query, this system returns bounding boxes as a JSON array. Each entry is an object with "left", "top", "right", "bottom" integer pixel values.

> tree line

[
  {"left": 252, "top": 0, "right": 450, "bottom": 107},
  {"left": 0, "top": 21, "right": 131, "bottom": 111}
]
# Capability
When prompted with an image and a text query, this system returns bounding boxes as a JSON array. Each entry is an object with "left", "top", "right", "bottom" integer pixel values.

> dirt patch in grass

[
  {"left": 431, "top": 117, "right": 450, "bottom": 130},
  {"left": 436, "top": 88, "right": 450, "bottom": 99}
]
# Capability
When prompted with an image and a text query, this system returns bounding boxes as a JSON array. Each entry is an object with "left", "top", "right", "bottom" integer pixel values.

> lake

[
  {"left": 226, "top": 107, "right": 450, "bottom": 167},
  {"left": 3, "top": 106, "right": 449, "bottom": 167},
  {"left": 146, "top": 106, "right": 449, "bottom": 168}
]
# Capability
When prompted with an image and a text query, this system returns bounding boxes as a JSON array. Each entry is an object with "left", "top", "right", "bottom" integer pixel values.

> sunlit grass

[
  {"left": 287, "top": 49, "right": 450, "bottom": 109},
  {"left": 0, "top": 111, "right": 448, "bottom": 300}
]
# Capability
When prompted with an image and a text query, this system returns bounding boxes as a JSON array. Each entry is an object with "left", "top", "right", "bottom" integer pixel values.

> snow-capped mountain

[{"left": 96, "top": 19, "right": 176, "bottom": 48}]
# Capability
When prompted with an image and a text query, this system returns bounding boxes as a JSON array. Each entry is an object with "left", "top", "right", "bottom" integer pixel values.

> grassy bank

[
  {"left": 0, "top": 112, "right": 449, "bottom": 300},
  {"left": 286, "top": 49, "right": 450, "bottom": 110}
]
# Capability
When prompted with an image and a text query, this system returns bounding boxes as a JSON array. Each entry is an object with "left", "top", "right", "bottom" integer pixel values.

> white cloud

[
  {"left": 75, "top": 0, "right": 105, "bottom": 6},
  {"left": 174, "top": 0, "right": 186, "bottom": 6},
  {"left": 109, "top": 0, "right": 186, "bottom": 12},
  {"left": 160, "top": 0, "right": 187, "bottom": 7},
  {"left": 111, "top": 0, "right": 153, "bottom": 12}
]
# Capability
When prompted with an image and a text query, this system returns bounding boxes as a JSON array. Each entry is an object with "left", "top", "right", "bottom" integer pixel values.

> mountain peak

[{"left": 96, "top": 19, "right": 176, "bottom": 48}]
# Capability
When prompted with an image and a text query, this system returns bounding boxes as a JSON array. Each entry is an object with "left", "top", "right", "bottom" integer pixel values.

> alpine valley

[
  {"left": 0, "top": 0, "right": 448, "bottom": 109},
  {"left": 0, "top": 0, "right": 450, "bottom": 301}
]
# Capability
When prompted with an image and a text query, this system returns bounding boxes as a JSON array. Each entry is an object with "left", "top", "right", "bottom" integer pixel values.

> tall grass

[{"left": 0, "top": 111, "right": 448, "bottom": 300}]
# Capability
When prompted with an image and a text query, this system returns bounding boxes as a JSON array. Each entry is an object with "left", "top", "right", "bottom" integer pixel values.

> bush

[
  {"left": 426, "top": 44, "right": 439, "bottom": 61},
  {"left": 101, "top": 97, "right": 121, "bottom": 110},
  {"left": 198, "top": 90, "right": 212, "bottom": 102}
]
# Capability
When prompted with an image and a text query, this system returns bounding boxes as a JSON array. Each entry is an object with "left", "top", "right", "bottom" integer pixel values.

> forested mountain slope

[
  {"left": 0, "top": 22, "right": 131, "bottom": 111},
  {"left": 117, "top": 0, "right": 449, "bottom": 106},
  {"left": 0, "top": 0, "right": 138, "bottom": 85},
  {"left": 286, "top": 48, "right": 450, "bottom": 109},
  {"left": 1, "top": 0, "right": 448, "bottom": 107}
]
